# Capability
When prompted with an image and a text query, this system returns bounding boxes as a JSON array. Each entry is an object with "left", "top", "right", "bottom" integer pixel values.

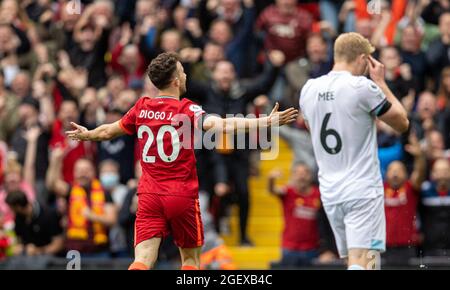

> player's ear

[
  {"left": 174, "top": 77, "right": 180, "bottom": 88},
  {"left": 359, "top": 54, "right": 367, "bottom": 63}
]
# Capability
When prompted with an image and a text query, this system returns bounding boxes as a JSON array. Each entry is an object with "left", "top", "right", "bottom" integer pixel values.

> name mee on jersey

[{"left": 318, "top": 91, "right": 335, "bottom": 102}]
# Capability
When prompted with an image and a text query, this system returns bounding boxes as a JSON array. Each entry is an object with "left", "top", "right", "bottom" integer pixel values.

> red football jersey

[
  {"left": 280, "top": 186, "right": 321, "bottom": 251},
  {"left": 119, "top": 96, "right": 205, "bottom": 198}
]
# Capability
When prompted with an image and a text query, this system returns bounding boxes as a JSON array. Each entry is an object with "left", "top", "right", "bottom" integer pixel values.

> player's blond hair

[{"left": 334, "top": 32, "right": 375, "bottom": 63}]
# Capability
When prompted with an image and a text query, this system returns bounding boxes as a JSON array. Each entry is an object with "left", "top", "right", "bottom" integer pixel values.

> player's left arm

[
  {"left": 368, "top": 56, "right": 409, "bottom": 133},
  {"left": 66, "top": 121, "right": 126, "bottom": 142},
  {"left": 202, "top": 103, "right": 298, "bottom": 133}
]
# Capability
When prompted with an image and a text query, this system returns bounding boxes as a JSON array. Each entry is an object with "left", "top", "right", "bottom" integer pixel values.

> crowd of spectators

[{"left": 0, "top": 0, "right": 449, "bottom": 269}]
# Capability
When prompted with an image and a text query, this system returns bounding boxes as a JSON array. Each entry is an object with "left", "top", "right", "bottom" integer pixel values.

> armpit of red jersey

[
  {"left": 182, "top": 99, "right": 206, "bottom": 130},
  {"left": 119, "top": 100, "right": 140, "bottom": 135}
]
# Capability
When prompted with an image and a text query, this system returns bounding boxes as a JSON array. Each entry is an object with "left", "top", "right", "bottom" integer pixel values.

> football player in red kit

[{"left": 66, "top": 52, "right": 298, "bottom": 270}]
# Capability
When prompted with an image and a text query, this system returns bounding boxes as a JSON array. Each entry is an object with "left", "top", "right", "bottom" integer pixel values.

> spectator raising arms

[
  {"left": 383, "top": 133, "right": 427, "bottom": 266},
  {"left": 46, "top": 149, "right": 117, "bottom": 258},
  {"left": 268, "top": 164, "right": 324, "bottom": 268},
  {"left": 0, "top": 0, "right": 449, "bottom": 270}
]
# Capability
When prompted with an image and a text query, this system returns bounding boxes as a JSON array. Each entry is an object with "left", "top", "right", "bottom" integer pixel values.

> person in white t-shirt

[{"left": 299, "top": 32, "right": 409, "bottom": 270}]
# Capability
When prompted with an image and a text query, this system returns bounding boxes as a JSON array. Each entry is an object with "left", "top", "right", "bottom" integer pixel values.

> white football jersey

[{"left": 299, "top": 71, "right": 387, "bottom": 205}]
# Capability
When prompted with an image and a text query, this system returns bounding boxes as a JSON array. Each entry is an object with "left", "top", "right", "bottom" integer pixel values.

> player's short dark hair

[
  {"left": 5, "top": 190, "right": 29, "bottom": 208},
  {"left": 147, "top": 52, "right": 180, "bottom": 90}
]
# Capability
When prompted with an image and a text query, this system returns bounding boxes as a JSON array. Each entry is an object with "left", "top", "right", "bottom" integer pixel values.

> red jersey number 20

[{"left": 137, "top": 125, "right": 181, "bottom": 163}]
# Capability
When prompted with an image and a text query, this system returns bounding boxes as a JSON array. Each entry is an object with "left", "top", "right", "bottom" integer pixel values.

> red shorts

[{"left": 134, "top": 193, "right": 204, "bottom": 249}]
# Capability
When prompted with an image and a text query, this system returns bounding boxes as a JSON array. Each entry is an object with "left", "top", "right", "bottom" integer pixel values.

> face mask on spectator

[
  {"left": 100, "top": 173, "right": 119, "bottom": 190},
  {"left": 3, "top": 66, "right": 19, "bottom": 87}
]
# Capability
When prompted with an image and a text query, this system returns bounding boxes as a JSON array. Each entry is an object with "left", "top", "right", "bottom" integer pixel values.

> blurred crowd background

[{"left": 0, "top": 0, "right": 449, "bottom": 269}]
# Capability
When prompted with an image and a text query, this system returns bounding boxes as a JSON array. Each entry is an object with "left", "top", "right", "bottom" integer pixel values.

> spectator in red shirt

[
  {"left": 49, "top": 99, "right": 95, "bottom": 183},
  {"left": 110, "top": 23, "right": 146, "bottom": 87},
  {"left": 256, "top": 0, "right": 313, "bottom": 103},
  {"left": 256, "top": 0, "right": 314, "bottom": 63},
  {"left": 383, "top": 133, "right": 426, "bottom": 267},
  {"left": 268, "top": 163, "right": 321, "bottom": 267}
]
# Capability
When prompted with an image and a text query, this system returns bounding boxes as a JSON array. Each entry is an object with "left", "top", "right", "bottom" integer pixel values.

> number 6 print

[{"left": 320, "top": 113, "right": 342, "bottom": 155}]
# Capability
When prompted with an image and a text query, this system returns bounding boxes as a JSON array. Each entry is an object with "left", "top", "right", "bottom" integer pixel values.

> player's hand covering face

[
  {"left": 268, "top": 102, "right": 299, "bottom": 126},
  {"left": 368, "top": 55, "right": 386, "bottom": 84}
]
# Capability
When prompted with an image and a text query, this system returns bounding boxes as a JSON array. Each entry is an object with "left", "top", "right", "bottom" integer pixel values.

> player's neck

[
  {"left": 157, "top": 89, "right": 180, "bottom": 100},
  {"left": 332, "top": 62, "right": 357, "bottom": 76}
]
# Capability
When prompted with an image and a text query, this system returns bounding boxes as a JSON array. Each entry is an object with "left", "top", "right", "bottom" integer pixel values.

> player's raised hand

[
  {"left": 66, "top": 122, "right": 89, "bottom": 141},
  {"left": 368, "top": 55, "right": 385, "bottom": 85},
  {"left": 268, "top": 102, "right": 299, "bottom": 126}
]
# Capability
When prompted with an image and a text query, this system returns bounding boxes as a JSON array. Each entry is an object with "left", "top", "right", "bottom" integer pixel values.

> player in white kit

[{"left": 299, "top": 33, "right": 409, "bottom": 270}]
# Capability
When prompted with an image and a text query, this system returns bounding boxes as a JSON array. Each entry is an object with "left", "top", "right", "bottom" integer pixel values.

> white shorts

[{"left": 323, "top": 195, "right": 386, "bottom": 258}]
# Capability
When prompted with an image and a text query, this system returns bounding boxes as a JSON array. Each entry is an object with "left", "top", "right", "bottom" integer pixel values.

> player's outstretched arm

[
  {"left": 66, "top": 121, "right": 126, "bottom": 142},
  {"left": 202, "top": 103, "right": 298, "bottom": 133},
  {"left": 368, "top": 56, "right": 410, "bottom": 134}
]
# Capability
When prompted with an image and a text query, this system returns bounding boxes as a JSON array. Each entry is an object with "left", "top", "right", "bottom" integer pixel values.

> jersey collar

[
  {"left": 155, "top": 95, "right": 179, "bottom": 100},
  {"left": 328, "top": 70, "right": 352, "bottom": 75}
]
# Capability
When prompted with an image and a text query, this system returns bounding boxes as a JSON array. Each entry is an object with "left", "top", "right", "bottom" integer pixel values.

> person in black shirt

[
  {"left": 184, "top": 50, "right": 284, "bottom": 246},
  {"left": 67, "top": 3, "right": 112, "bottom": 88},
  {"left": 6, "top": 190, "right": 64, "bottom": 256},
  {"left": 10, "top": 97, "right": 50, "bottom": 205},
  {"left": 98, "top": 109, "right": 136, "bottom": 184},
  {"left": 379, "top": 46, "right": 415, "bottom": 102},
  {"left": 426, "top": 12, "right": 450, "bottom": 90}
]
